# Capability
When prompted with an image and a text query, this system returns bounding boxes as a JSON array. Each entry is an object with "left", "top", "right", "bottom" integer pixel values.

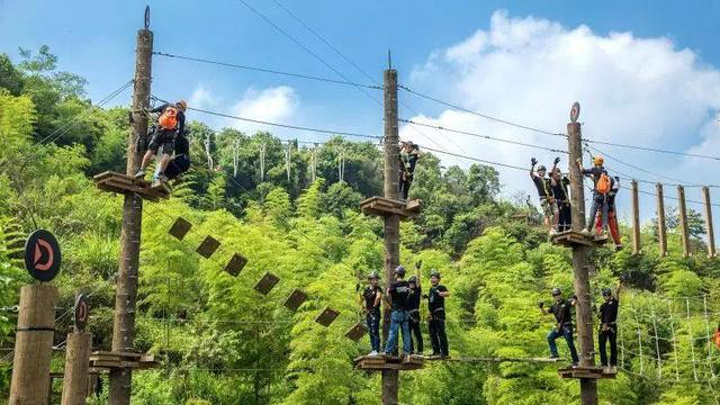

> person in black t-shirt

[
  {"left": 551, "top": 164, "right": 571, "bottom": 232},
  {"left": 427, "top": 270, "right": 450, "bottom": 357},
  {"left": 362, "top": 271, "right": 383, "bottom": 356},
  {"left": 159, "top": 130, "right": 191, "bottom": 181},
  {"left": 407, "top": 275, "right": 423, "bottom": 354},
  {"left": 540, "top": 287, "right": 579, "bottom": 365},
  {"left": 598, "top": 280, "right": 623, "bottom": 371},
  {"left": 530, "top": 158, "right": 559, "bottom": 234},
  {"left": 136, "top": 100, "right": 188, "bottom": 182},
  {"left": 578, "top": 156, "right": 609, "bottom": 234},
  {"left": 399, "top": 141, "right": 420, "bottom": 200},
  {"left": 384, "top": 266, "right": 412, "bottom": 356}
]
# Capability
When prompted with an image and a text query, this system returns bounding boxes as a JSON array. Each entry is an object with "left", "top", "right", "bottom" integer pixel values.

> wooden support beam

[
  {"left": 631, "top": 180, "right": 641, "bottom": 254},
  {"left": 61, "top": 332, "right": 92, "bottom": 405},
  {"left": 702, "top": 186, "right": 716, "bottom": 257},
  {"left": 10, "top": 284, "right": 58, "bottom": 405},
  {"left": 677, "top": 185, "right": 691, "bottom": 258},
  {"left": 657, "top": 184, "right": 668, "bottom": 256}
]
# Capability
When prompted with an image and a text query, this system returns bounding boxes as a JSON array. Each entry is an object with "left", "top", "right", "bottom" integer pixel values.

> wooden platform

[
  {"left": 94, "top": 171, "right": 169, "bottom": 201},
  {"left": 88, "top": 351, "right": 160, "bottom": 371},
  {"left": 359, "top": 197, "right": 422, "bottom": 219},
  {"left": 353, "top": 354, "right": 424, "bottom": 371},
  {"left": 558, "top": 366, "right": 617, "bottom": 379},
  {"left": 550, "top": 230, "right": 608, "bottom": 248}
]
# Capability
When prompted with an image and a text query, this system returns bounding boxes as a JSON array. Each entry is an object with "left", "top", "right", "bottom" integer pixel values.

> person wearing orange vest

[
  {"left": 577, "top": 156, "right": 610, "bottom": 235},
  {"left": 595, "top": 176, "right": 623, "bottom": 250},
  {"left": 713, "top": 324, "right": 720, "bottom": 351},
  {"left": 135, "top": 100, "right": 187, "bottom": 183}
]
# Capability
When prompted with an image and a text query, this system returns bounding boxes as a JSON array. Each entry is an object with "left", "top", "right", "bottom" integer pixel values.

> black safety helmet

[
  {"left": 537, "top": 165, "right": 547, "bottom": 172},
  {"left": 368, "top": 271, "right": 379, "bottom": 280},
  {"left": 394, "top": 266, "right": 406, "bottom": 277},
  {"left": 601, "top": 288, "right": 612, "bottom": 297},
  {"left": 430, "top": 270, "right": 441, "bottom": 279},
  {"left": 408, "top": 276, "right": 418, "bottom": 284},
  {"left": 551, "top": 287, "right": 562, "bottom": 296}
]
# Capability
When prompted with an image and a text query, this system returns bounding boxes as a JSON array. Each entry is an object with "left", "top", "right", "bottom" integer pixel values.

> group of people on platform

[
  {"left": 362, "top": 264, "right": 450, "bottom": 359},
  {"left": 135, "top": 99, "right": 192, "bottom": 188},
  {"left": 530, "top": 156, "right": 623, "bottom": 250},
  {"left": 540, "top": 280, "right": 622, "bottom": 372}
]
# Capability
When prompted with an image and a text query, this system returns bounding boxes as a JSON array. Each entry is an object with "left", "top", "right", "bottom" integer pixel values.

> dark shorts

[
  {"left": 164, "top": 155, "right": 190, "bottom": 180},
  {"left": 147, "top": 129, "right": 176, "bottom": 155}
]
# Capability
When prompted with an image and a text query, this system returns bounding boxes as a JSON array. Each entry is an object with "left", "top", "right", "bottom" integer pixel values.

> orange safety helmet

[
  {"left": 176, "top": 99, "right": 188, "bottom": 111},
  {"left": 593, "top": 156, "right": 604, "bottom": 166}
]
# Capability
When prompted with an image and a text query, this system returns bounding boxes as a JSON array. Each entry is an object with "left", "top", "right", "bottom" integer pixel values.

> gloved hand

[
  {"left": 554, "top": 157, "right": 561, "bottom": 165},
  {"left": 531, "top": 158, "right": 538, "bottom": 166},
  {"left": 538, "top": 302, "right": 545, "bottom": 309},
  {"left": 355, "top": 283, "right": 360, "bottom": 293},
  {"left": 614, "top": 176, "right": 620, "bottom": 182},
  {"left": 422, "top": 294, "right": 429, "bottom": 299},
  {"left": 415, "top": 260, "right": 423, "bottom": 269},
  {"left": 619, "top": 274, "right": 627, "bottom": 283}
]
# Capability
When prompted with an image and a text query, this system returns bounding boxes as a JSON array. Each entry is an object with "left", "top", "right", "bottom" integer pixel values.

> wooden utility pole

[
  {"left": 381, "top": 65, "right": 400, "bottom": 405},
  {"left": 677, "top": 185, "right": 690, "bottom": 258},
  {"left": 631, "top": 180, "right": 641, "bottom": 254},
  {"left": 61, "top": 332, "right": 91, "bottom": 405},
  {"left": 9, "top": 284, "right": 57, "bottom": 404},
  {"left": 109, "top": 13, "right": 153, "bottom": 405},
  {"left": 657, "top": 183, "right": 668, "bottom": 256},
  {"left": 702, "top": 186, "right": 716, "bottom": 257},
  {"left": 567, "top": 122, "right": 598, "bottom": 405}
]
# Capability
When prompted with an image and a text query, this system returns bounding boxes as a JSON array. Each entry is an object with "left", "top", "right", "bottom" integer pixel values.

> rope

[
  {"left": 705, "top": 295, "right": 717, "bottom": 379},
  {"left": 687, "top": 297, "right": 699, "bottom": 382},
  {"left": 636, "top": 315, "right": 644, "bottom": 374},
  {"left": 585, "top": 138, "right": 720, "bottom": 162},
  {"left": 668, "top": 299, "right": 681, "bottom": 381},
  {"left": 652, "top": 307, "right": 662, "bottom": 378}
]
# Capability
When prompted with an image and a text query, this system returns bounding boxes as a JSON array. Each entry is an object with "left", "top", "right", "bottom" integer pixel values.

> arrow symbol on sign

[{"left": 34, "top": 238, "right": 54, "bottom": 271}]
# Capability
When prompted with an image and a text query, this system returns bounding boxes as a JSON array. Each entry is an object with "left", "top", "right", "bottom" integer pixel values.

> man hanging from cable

[
  {"left": 598, "top": 277, "right": 623, "bottom": 373},
  {"left": 407, "top": 261, "right": 423, "bottom": 356},
  {"left": 596, "top": 176, "right": 622, "bottom": 250},
  {"left": 577, "top": 155, "right": 610, "bottom": 236},
  {"left": 540, "top": 287, "right": 579, "bottom": 366},
  {"left": 550, "top": 158, "right": 571, "bottom": 232},
  {"left": 530, "top": 158, "right": 559, "bottom": 234},
  {"left": 135, "top": 99, "right": 188, "bottom": 186},
  {"left": 361, "top": 271, "right": 383, "bottom": 357},
  {"left": 384, "top": 266, "right": 412, "bottom": 358},
  {"left": 399, "top": 141, "right": 420, "bottom": 200},
  {"left": 426, "top": 270, "right": 450, "bottom": 359}
]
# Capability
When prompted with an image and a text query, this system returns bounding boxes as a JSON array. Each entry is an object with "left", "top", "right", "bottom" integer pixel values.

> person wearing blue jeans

[
  {"left": 362, "top": 271, "right": 383, "bottom": 356},
  {"left": 577, "top": 156, "right": 609, "bottom": 234},
  {"left": 540, "top": 287, "right": 579, "bottom": 365},
  {"left": 384, "top": 266, "right": 412, "bottom": 357}
]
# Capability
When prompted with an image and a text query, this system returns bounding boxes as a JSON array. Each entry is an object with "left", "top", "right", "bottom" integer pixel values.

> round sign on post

[
  {"left": 74, "top": 294, "right": 89, "bottom": 332},
  {"left": 570, "top": 101, "right": 581, "bottom": 123},
  {"left": 24, "top": 230, "right": 61, "bottom": 282}
]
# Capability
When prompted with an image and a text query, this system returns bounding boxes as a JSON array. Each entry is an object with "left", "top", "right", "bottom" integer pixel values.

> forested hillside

[{"left": 2, "top": 48, "right": 720, "bottom": 405}]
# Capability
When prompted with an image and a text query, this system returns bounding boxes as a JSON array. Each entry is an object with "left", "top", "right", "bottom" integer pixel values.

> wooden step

[
  {"left": 353, "top": 354, "right": 424, "bottom": 371},
  {"left": 550, "top": 230, "right": 608, "bottom": 248},
  {"left": 94, "top": 171, "right": 169, "bottom": 201},
  {"left": 359, "top": 197, "right": 422, "bottom": 219},
  {"left": 558, "top": 366, "right": 617, "bottom": 379}
]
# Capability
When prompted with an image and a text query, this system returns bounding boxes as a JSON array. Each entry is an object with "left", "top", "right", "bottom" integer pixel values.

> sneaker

[
  {"left": 549, "top": 355, "right": 560, "bottom": 360},
  {"left": 615, "top": 244, "right": 623, "bottom": 252},
  {"left": 368, "top": 350, "right": 379, "bottom": 357},
  {"left": 580, "top": 229, "right": 591, "bottom": 235},
  {"left": 571, "top": 362, "right": 579, "bottom": 368},
  {"left": 134, "top": 169, "right": 145, "bottom": 179},
  {"left": 549, "top": 229, "right": 558, "bottom": 236},
  {"left": 159, "top": 174, "right": 169, "bottom": 183}
]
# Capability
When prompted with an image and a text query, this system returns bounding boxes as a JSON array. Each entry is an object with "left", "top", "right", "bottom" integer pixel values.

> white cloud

[
  {"left": 402, "top": 10, "right": 720, "bottom": 224},
  {"left": 228, "top": 86, "right": 299, "bottom": 134},
  {"left": 188, "top": 83, "right": 215, "bottom": 110}
]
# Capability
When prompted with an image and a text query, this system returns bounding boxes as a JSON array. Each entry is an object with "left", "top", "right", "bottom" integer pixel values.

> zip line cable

[
  {"left": 400, "top": 118, "right": 568, "bottom": 155},
  {"left": 153, "top": 52, "right": 381, "bottom": 90},
  {"left": 398, "top": 84, "right": 566, "bottom": 138},
  {"left": 585, "top": 138, "right": 720, "bottom": 162}
]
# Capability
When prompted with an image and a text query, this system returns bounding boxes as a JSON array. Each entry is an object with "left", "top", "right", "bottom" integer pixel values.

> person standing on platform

[
  {"left": 362, "top": 271, "right": 383, "bottom": 356},
  {"left": 407, "top": 275, "right": 423, "bottom": 355},
  {"left": 384, "top": 266, "right": 412, "bottom": 357},
  {"left": 598, "top": 280, "right": 622, "bottom": 372},
  {"left": 399, "top": 141, "right": 420, "bottom": 200},
  {"left": 551, "top": 159, "right": 572, "bottom": 232},
  {"left": 578, "top": 155, "right": 610, "bottom": 235},
  {"left": 427, "top": 270, "right": 450, "bottom": 358},
  {"left": 530, "top": 158, "right": 559, "bottom": 234},
  {"left": 540, "top": 287, "right": 579, "bottom": 366},
  {"left": 596, "top": 176, "right": 623, "bottom": 250}
]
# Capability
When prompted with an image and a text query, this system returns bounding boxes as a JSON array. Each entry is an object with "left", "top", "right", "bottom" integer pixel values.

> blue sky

[{"left": 3, "top": 0, "right": 720, "bottom": 229}]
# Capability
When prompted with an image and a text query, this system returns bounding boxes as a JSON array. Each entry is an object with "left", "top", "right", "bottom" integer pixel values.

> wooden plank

[
  {"left": 703, "top": 186, "right": 716, "bottom": 257},
  {"left": 550, "top": 231, "right": 607, "bottom": 248},
  {"left": 315, "top": 307, "right": 340, "bottom": 327},
  {"left": 344, "top": 322, "right": 367, "bottom": 342},
  {"left": 657, "top": 184, "right": 668, "bottom": 256},
  {"left": 224, "top": 253, "right": 248, "bottom": 277},
  {"left": 631, "top": 180, "right": 641, "bottom": 254},
  {"left": 94, "top": 171, "right": 169, "bottom": 201},
  {"left": 196, "top": 236, "right": 221, "bottom": 259},
  {"left": 253, "top": 272, "right": 280, "bottom": 295},
  {"left": 283, "top": 289, "right": 307, "bottom": 312},
  {"left": 168, "top": 217, "right": 192, "bottom": 240},
  {"left": 558, "top": 366, "right": 616, "bottom": 380},
  {"left": 678, "top": 186, "right": 691, "bottom": 257}
]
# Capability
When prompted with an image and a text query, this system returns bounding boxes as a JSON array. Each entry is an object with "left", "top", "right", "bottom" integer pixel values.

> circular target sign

[
  {"left": 24, "top": 230, "right": 62, "bottom": 282},
  {"left": 570, "top": 102, "right": 581, "bottom": 123},
  {"left": 74, "top": 294, "right": 89, "bottom": 332}
]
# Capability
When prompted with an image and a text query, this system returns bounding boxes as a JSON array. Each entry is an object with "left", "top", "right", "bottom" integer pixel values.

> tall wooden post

[
  {"left": 61, "top": 332, "right": 92, "bottom": 405},
  {"left": 381, "top": 66, "right": 400, "bottom": 405},
  {"left": 631, "top": 180, "right": 641, "bottom": 254},
  {"left": 9, "top": 284, "right": 58, "bottom": 404},
  {"left": 657, "top": 184, "right": 668, "bottom": 256},
  {"left": 567, "top": 122, "right": 598, "bottom": 405},
  {"left": 677, "top": 185, "right": 690, "bottom": 258},
  {"left": 109, "top": 12, "right": 153, "bottom": 405},
  {"left": 702, "top": 186, "right": 716, "bottom": 257}
]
